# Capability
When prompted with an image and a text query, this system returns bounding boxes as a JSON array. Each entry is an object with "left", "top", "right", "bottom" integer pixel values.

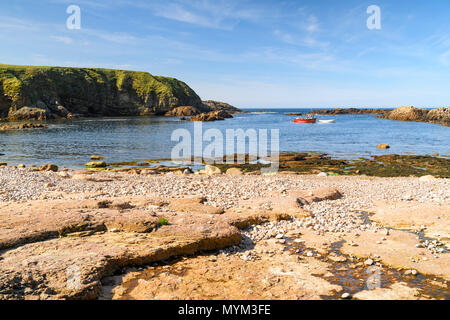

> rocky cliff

[{"left": 0, "top": 64, "right": 204, "bottom": 120}]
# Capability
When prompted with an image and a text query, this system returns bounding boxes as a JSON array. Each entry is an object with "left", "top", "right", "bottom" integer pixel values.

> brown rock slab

[
  {"left": 369, "top": 201, "right": 450, "bottom": 248},
  {"left": 341, "top": 229, "right": 450, "bottom": 280}
]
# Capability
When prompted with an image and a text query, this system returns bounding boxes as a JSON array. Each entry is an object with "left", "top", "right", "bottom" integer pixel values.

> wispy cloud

[
  {"left": 50, "top": 35, "right": 73, "bottom": 44},
  {"left": 144, "top": 0, "right": 264, "bottom": 30}
]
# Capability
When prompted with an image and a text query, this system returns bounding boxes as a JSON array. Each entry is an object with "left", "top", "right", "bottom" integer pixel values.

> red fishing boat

[
  {"left": 293, "top": 118, "right": 317, "bottom": 123},
  {"left": 293, "top": 114, "right": 317, "bottom": 123}
]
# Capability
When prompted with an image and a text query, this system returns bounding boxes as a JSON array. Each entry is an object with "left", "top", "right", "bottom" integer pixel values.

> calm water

[{"left": 0, "top": 109, "right": 449, "bottom": 168}]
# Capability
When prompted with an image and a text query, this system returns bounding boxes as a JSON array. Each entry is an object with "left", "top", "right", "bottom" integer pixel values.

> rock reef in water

[
  {"left": 0, "top": 64, "right": 229, "bottom": 121},
  {"left": 381, "top": 106, "right": 450, "bottom": 126},
  {"left": 183, "top": 110, "right": 234, "bottom": 122},
  {"left": 314, "top": 108, "right": 392, "bottom": 115}
]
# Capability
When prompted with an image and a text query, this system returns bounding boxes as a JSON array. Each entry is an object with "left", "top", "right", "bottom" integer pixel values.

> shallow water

[{"left": 0, "top": 108, "right": 449, "bottom": 168}]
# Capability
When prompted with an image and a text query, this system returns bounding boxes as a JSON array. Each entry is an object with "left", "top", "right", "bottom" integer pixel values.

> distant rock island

[
  {"left": 313, "top": 106, "right": 449, "bottom": 126},
  {"left": 0, "top": 64, "right": 241, "bottom": 121},
  {"left": 379, "top": 106, "right": 450, "bottom": 126},
  {"left": 314, "top": 108, "right": 392, "bottom": 115}
]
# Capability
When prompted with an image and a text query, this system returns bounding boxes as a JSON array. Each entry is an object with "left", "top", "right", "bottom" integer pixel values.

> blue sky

[{"left": 1, "top": 0, "right": 450, "bottom": 108}]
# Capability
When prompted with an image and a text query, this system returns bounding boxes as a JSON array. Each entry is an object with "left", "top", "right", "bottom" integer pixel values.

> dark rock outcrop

[
  {"left": 184, "top": 110, "right": 233, "bottom": 122},
  {"left": 201, "top": 100, "right": 243, "bottom": 113},
  {"left": 165, "top": 106, "right": 201, "bottom": 117},
  {"left": 0, "top": 64, "right": 203, "bottom": 120}
]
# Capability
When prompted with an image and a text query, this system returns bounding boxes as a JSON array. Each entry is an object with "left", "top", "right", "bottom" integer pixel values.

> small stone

[
  {"left": 419, "top": 175, "right": 436, "bottom": 181},
  {"left": 204, "top": 165, "right": 221, "bottom": 175},
  {"left": 364, "top": 258, "right": 374, "bottom": 266},
  {"left": 341, "top": 293, "right": 351, "bottom": 299},
  {"left": 317, "top": 172, "right": 328, "bottom": 177}
]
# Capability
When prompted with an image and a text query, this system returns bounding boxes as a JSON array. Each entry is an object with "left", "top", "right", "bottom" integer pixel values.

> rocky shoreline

[{"left": 0, "top": 162, "right": 448, "bottom": 300}]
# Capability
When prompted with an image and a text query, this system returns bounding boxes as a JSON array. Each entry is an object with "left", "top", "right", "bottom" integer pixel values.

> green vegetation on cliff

[{"left": 0, "top": 64, "right": 203, "bottom": 120}]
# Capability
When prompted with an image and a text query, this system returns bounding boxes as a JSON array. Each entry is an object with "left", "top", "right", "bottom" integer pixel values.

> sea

[{"left": 0, "top": 108, "right": 449, "bottom": 168}]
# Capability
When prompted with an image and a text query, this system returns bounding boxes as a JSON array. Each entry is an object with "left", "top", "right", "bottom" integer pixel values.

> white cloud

[{"left": 51, "top": 36, "right": 73, "bottom": 44}]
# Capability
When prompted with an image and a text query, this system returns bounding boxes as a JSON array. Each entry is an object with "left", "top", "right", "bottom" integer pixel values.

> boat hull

[{"left": 294, "top": 118, "right": 317, "bottom": 124}]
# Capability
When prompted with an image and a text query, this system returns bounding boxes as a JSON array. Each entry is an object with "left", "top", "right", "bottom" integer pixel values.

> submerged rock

[{"left": 86, "top": 161, "right": 107, "bottom": 168}]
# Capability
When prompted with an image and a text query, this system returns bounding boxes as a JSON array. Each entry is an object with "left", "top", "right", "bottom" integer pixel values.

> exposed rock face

[
  {"left": 386, "top": 106, "right": 429, "bottom": 122},
  {"left": 0, "top": 64, "right": 203, "bottom": 120},
  {"left": 426, "top": 107, "right": 450, "bottom": 125},
  {"left": 383, "top": 106, "right": 450, "bottom": 126}
]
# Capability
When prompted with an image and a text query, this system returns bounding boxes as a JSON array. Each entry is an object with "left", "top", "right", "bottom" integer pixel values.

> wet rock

[
  {"left": 86, "top": 161, "right": 107, "bottom": 168},
  {"left": 39, "top": 164, "right": 58, "bottom": 172},
  {"left": 354, "top": 283, "right": 421, "bottom": 300}
]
